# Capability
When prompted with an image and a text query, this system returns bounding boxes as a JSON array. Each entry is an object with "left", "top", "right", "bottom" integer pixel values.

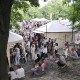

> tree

[
  {"left": 0, "top": 1, "right": 14, "bottom": 80},
  {"left": 26, "top": 6, "right": 43, "bottom": 19},
  {"left": 67, "top": 0, "right": 80, "bottom": 30},
  {"left": 0, "top": 0, "right": 38, "bottom": 80},
  {"left": 11, "top": 0, "right": 30, "bottom": 27},
  {"left": 40, "top": 0, "right": 68, "bottom": 20},
  {"left": 11, "top": 0, "right": 39, "bottom": 28}
]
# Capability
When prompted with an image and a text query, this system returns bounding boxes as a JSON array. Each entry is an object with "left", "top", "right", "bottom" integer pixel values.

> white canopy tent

[
  {"left": 33, "top": 30, "right": 44, "bottom": 33},
  {"left": 39, "top": 18, "right": 49, "bottom": 22},
  {"left": 30, "top": 18, "right": 40, "bottom": 22},
  {"left": 33, "top": 20, "right": 72, "bottom": 33},
  {"left": 8, "top": 32, "right": 23, "bottom": 43},
  {"left": 7, "top": 32, "right": 23, "bottom": 66},
  {"left": 30, "top": 18, "right": 49, "bottom": 22}
]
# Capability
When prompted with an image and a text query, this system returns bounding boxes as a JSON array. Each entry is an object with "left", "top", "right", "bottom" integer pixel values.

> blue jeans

[
  {"left": 32, "top": 71, "right": 40, "bottom": 76},
  {"left": 15, "top": 56, "right": 20, "bottom": 65}
]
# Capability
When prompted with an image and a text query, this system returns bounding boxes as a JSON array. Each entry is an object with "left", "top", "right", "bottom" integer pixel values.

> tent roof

[
  {"left": 39, "top": 18, "right": 48, "bottom": 22},
  {"left": 8, "top": 32, "right": 23, "bottom": 43},
  {"left": 33, "top": 30, "right": 44, "bottom": 33},
  {"left": 30, "top": 18, "right": 49, "bottom": 22},
  {"left": 33, "top": 20, "right": 74, "bottom": 33},
  {"left": 30, "top": 18, "right": 40, "bottom": 22}
]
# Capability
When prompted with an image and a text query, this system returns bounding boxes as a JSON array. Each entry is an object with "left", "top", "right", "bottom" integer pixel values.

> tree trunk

[
  {"left": 0, "top": 33, "right": 9, "bottom": 80},
  {"left": 0, "top": 0, "right": 14, "bottom": 80}
]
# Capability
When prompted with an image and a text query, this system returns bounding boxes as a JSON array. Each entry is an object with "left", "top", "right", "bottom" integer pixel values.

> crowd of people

[
  {"left": 54, "top": 42, "right": 79, "bottom": 68},
  {"left": 8, "top": 20, "right": 80, "bottom": 80}
]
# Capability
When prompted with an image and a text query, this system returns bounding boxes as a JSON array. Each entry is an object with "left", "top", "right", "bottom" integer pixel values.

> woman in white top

[
  {"left": 63, "top": 46, "right": 69, "bottom": 59},
  {"left": 31, "top": 44, "right": 35, "bottom": 60},
  {"left": 8, "top": 67, "right": 17, "bottom": 80},
  {"left": 15, "top": 47, "right": 20, "bottom": 65}
]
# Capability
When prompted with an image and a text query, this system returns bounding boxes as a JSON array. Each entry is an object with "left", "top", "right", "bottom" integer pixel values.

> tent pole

[
  {"left": 46, "top": 25, "right": 47, "bottom": 37},
  {"left": 65, "top": 34, "right": 66, "bottom": 42}
]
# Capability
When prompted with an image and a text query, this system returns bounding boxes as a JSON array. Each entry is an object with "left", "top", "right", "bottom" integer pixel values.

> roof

[
  {"left": 30, "top": 18, "right": 49, "bottom": 22},
  {"left": 33, "top": 20, "right": 75, "bottom": 33},
  {"left": 8, "top": 32, "right": 23, "bottom": 43}
]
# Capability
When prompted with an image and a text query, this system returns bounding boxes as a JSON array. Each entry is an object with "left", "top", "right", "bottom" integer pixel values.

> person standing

[
  {"left": 31, "top": 44, "right": 35, "bottom": 60},
  {"left": 54, "top": 43, "right": 59, "bottom": 60},
  {"left": 15, "top": 46, "right": 20, "bottom": 65},
  {"left": 63, "top": 46, "right": 69, "bottom": 59},
  {"left": 42, "top": 45, "right": 48, "bottom": 58}
]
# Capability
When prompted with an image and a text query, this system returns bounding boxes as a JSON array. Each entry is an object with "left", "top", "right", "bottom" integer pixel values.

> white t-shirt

[
  {"left": 43, "top": 47, "right": 47, "bottom": 54},
  {"left": 16, "top": 68, "right": 25, "bottom": 78},
  {"left": 54, "top": 46, "right": 58, "bottom": 50},
  {"left": 64, "top": 48, "right": 69, "bottom": 57},
  {"left": 27, "top": 41, "right": 30, "bottom": 49},
  {"left": 8, "top": 71, "right": 17, "bottom": 80},
  {"left": 25, "top": 36, "right": 28, "bottom": 41},
  {"left": 16, "top": 47, "right": 20, "bottom": 57}
]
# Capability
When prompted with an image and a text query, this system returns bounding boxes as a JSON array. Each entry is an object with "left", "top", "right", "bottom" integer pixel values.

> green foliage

[
  {"left": 40, "top": 0, "right": 68, "bottom": 20},
  {"left": 67, "top": 0, "right": 80, "bottom": 30},
  {"left": 11, "top": 0, "right": 39, "bottom": 28},
  {"left": 62, "top": 0, "right": 71, "bottom": 4},
  {"left": 67, "top": 5, "right": 77, "bottom": 23},
  {"left": 11, "top": 0, "right": 69, "bottom": 28},
  {"left": 26, "top": 7, "right": 43, "bottom": 19}
]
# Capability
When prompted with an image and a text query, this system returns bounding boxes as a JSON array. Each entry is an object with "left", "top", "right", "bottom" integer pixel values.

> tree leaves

[
  {"left": 40, "top": 0, "right": 68, "bottom": 20},
  {"left": 11, "top": 0, "right": 39, "bottom": 28},
  {"left": 67, "top": 0, "right": 80, "bottom": 30}
]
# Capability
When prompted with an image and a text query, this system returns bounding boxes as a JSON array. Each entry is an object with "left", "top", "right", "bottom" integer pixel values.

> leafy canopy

[
  {"left": 11, "top": 0, "right": 39, "bottom": 28},
  {"left": 40, "top": 0, "right": 68, "bottom": 20},
  {"left": 66, "top": 0, "right": 80, "bottom": 30}
]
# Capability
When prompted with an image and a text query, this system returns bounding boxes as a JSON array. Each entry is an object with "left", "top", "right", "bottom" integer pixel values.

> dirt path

[{"left": 20, "top": 58, "right": 80, "bottom": 80}]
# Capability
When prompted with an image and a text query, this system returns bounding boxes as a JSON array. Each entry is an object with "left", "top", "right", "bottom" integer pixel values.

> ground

[
  {"left": 13, "top": 49, "right": 80, "bottom": 80},
  {"left": 20, "top": 57, "right": 80, "bottom": 80}
]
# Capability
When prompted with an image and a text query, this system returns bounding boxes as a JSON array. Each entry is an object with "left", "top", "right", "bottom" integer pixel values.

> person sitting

[
  {"left": 16, "top": 65, "right": 25, "bottom": 80},
  {"left": 8, "top": 67, "right": 17, "bottom": 80},
  {"left": 76, "top": 48, "right": 80, "bottom": 56},
  {"left": 69, "top": 48, "right": 78, "bottom": 60},
  {"left": 31, "top": 62, "right": 42, "bottom": 77},
  {"left": 55, "top": 54, "right": 67, "bottom": 68}
]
